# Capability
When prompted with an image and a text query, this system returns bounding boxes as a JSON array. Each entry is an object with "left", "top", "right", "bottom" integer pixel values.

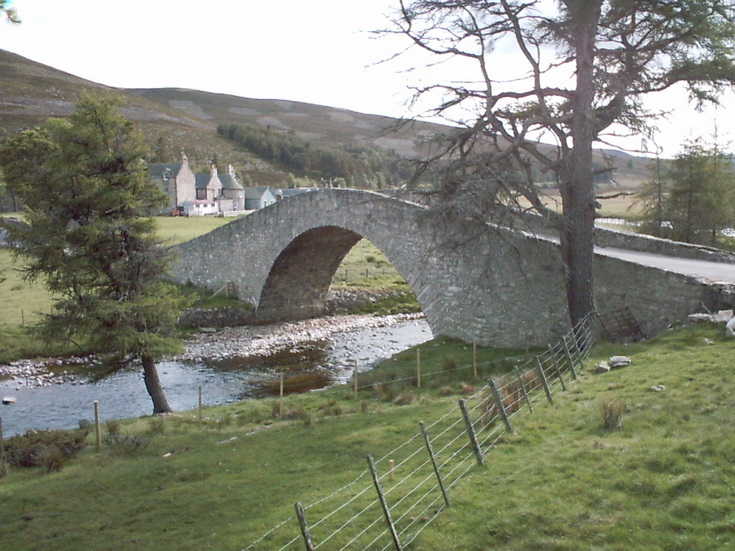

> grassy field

[{"left": 0, "top": 322, "right": 732, "bottom": 550}]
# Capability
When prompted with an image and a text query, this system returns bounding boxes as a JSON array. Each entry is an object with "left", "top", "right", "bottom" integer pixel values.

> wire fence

[{"left": 240, "top": 315, "right": 598, "bottom": 551}]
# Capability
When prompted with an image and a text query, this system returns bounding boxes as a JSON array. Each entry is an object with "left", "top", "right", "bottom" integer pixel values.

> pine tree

[{"left": 0, "top": 93, "right": 188, "bottom": 413}]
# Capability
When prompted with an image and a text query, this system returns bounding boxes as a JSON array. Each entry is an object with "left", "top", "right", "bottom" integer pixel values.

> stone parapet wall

[
  {"left": 593, "top": 226, "right": 735, "bottom": 263},
  {"left": 518, "top": 211, "right": 735, "bottom": 263}
]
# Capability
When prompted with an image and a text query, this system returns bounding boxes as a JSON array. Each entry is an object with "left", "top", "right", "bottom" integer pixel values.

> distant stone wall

[
  {"left": 170, "top": 189, "right": 730, "bottom": 348},
  {"left": 520, "top": 211, "right": 735, "bottom": 263},
  {"left": 593, "top": 226, "right": 735, "bottom": 263}
]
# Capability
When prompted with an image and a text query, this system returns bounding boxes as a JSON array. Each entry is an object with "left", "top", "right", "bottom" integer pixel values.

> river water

[{"left": 0, "top": 316, "right": 431, "bottom": 437}]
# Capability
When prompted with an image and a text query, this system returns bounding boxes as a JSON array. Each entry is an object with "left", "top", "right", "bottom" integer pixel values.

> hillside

[{"left": 0, "top": 49, "right": 653, "bottom": 192}]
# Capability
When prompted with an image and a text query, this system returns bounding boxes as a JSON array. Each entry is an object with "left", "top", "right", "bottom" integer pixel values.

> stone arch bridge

[{"left": 170, "top": 189, "right": 734, "bottom": 348}]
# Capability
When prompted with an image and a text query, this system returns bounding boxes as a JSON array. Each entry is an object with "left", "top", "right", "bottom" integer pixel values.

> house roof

[
  {"left": 148, "top": 163, "right": 182, "bottom": 180},
  {"left": 195, "top": 173, "right": 222, "bottom": 190},
  {"left": 243, "top": 186, "right": 274, "bottom": 200},
  {"left": 220, "top": 174, "right": 244, "bottom": 191}
]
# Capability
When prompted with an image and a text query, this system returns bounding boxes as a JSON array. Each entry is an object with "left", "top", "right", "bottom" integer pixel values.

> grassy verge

[{"left": 1, "top": 323, "right": 732, "bottom": 550}]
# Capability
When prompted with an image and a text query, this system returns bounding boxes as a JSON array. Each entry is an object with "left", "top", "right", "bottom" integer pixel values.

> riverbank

[
  {"left": 179, "top": 313, "right": 425, "bottom": 362},
  {"left": 0, "top": 313, "right": 426, "bottom": 388},
  {"left": 1, "top": 314, "right": 431, "bottom": 436}
]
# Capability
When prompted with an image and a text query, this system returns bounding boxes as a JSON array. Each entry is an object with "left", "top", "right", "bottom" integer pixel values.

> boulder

[
  {"left": 726, "top": 317, "right": 735, "bottom": 338},
  {"left": 609, "top": 356, "right": 632, "bottom": 368},
  {"left": 596, "top": 361, "right": 611, "bottom": 373},
  {"left": 2, "top": 396, "right": 17, "bottom": 405},
  {"left": 689, "top": 310, "right": 734, "bottom": 324}
]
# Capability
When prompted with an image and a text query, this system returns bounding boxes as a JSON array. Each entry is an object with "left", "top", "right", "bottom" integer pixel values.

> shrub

[
  {"left": 601, "top": 397, "right": 625, "bottom": 430},
  {"left": 319, "top": 399, "right": 344, "bottom": 417},
  {"left": 4, "top": 428, "right": 88, "bottom": 472},
  {"left": 441, "top": 357, "right": 458, "bottom": 372},
  {"left": 103, "top": 433, "right": 149, "bottom": 455},
  {"left": 371, "top": 382, "right": 397, "bottom": 403},
  {"left": 105, "top": 419, "right": 121, "bottom": 436},
  {"left": 147, "top": 417, "right": 166, "bottom": 434},
  {"left": 281, "top": 405, "right": 309, "bottom": 420},
  {"left": 394, "top": 391, "right": 415, "bottom": 406}
]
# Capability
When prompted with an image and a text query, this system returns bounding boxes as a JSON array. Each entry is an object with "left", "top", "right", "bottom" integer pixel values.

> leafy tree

[
  {"left": 1, "top": 0, "right": 20, "bottom": 24},
  {"left": 388, "top": 0, "right": 735, "bottom": 325},
  {"left": 0, "top": 93, "right": 187, "bottom": 413},
  {"left": 655, "top": 139, "right": 735, "bottom": 244}
]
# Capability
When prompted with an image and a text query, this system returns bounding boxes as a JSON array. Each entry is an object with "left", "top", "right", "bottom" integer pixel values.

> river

[{"left": 0, "top": 315, "right": 431, "bottom": 437}]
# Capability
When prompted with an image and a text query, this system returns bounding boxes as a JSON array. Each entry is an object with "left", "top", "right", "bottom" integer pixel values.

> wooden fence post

[
  {"left": 562, "top": 335, "right": 578, "bottom": 380},
  {"left": 473, "top": 341, "right": 478, "bottom": 379},
  {"left": 93, "top": 400, "right": 101, "bottom": 452},
  {"left": 535, "top": 357, "right": 554, "bottom": 404},
  {"left": 198, "top": 386, "right": 203, "bottom": 425},
  {"left": 353, "top": 361, "right": 359, "bottom": 401},
  {"left": 459, "top": 399, "right": 484, "bottom": 466},
  {"left": 367, "top": 455, "right": 403, "bottom": 551},
  {"left": 294, "top": 502, "right": 315, "bottom": 551},
  {"left": 420, "top": 421, "right": 451, "bottom": 508},
  {"left": 416, "top": 349, "right": 421, "bottom": 388},
  {"left": 0, "top": 416, "right": 5, "bottom": 464},
  {"left": 514, "top": 368, "right": 533, "bottom": 413},
  {"left": 548, "top": 346, "right": 566, "bottom": 391},
  {"left": 280, "top": 374, "right": 285, "bottom": 418},
  {"left": 489, "top": 379, "right": 512, "bottom": 432},
  {"left": 0, "top": 417, "right": 5, "bottom": 478}
]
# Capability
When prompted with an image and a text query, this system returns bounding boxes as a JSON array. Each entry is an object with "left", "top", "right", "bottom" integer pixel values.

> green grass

[
  {"left": 330, "top": 238, "right": 408, "bottom": 289},
  {"left": 154, "top": 216, "right": 237, "bottom": 245},
  {"left": 412, "top": 324, "right": 735, "bottom": 550},
  {"left": 1, "top": 323, "right": 732, "bottom": 550}
]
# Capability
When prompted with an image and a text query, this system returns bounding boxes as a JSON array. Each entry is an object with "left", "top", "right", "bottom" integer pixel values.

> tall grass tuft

[{"left": 601, "top": 397, "right": 625, "bottom": 430}]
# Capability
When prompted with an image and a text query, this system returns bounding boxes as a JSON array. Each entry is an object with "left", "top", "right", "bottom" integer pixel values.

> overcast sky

[{"left": 0, "top": 0, "right": 732, "bottom": 157}]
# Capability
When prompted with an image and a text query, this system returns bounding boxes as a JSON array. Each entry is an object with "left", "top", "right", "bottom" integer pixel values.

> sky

[{"left": 0, "top": 0, "right": 733, "bottom": 158}]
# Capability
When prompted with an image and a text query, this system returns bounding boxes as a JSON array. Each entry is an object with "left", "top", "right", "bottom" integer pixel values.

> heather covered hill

[{"left": 0, "top": 48, "right": 652, "bottom": 192}]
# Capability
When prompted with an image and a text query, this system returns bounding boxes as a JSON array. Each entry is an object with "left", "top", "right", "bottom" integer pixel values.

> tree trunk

[
  {"left": 560, "top": 0, "right": 602, "bottom": 327},
  {"left": 142, "top": 355, "right": 172, "bottom": 414}
]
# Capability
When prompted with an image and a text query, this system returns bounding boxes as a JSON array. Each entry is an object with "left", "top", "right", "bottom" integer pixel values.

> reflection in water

[{"left": 0, "top": 318, "right": 431, "bottom": 436}]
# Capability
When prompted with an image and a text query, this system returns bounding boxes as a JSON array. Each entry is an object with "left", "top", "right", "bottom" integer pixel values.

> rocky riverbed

[{"left": 0, "top": 313, "right": 426, "bottom": 388}]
